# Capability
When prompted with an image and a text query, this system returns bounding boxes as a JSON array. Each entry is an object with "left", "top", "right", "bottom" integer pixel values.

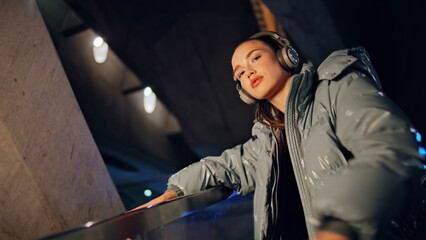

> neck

[{"left": 268, "top": 76, "right": 292, "bottom": 113}]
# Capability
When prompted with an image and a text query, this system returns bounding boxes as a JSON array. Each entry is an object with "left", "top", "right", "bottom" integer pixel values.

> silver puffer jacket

[{"left": 168, "top": 47, "right": 426, "bottom": 240}]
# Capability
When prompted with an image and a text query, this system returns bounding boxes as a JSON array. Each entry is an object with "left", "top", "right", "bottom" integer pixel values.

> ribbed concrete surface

[{"left": 0, "top": 0, "right": 124, "bottom": 239}]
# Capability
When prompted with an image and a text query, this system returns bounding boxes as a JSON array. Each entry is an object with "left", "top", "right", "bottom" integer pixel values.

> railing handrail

[{"left": 38, "top": 186, "right": 233, "bottom": 240}]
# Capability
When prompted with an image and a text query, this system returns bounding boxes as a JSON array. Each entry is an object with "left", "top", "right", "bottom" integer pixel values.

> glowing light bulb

[
  {"left": 143, "top": 87, "right": 156, "bottom": 113},
  {"left": 93, "top": 37, "right": 104, "bottom": 47},
  {"left": 144, "top": 189, "right": 153, "bottom": 197},
  {"left": 92, "top": 36, "right": 108, "bottom": 63},
  {"left": 144, "top": 87, "right": 153, "bottom": 97}
]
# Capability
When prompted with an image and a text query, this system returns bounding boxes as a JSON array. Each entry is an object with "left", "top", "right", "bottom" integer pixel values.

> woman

[{"left": 136, "top": 32, "right": 426, "bottom": 240}]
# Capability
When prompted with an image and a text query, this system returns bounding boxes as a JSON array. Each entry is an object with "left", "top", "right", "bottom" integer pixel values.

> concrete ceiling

[{"left": 64, "top": 0, "right": 259, "bottom": 146}]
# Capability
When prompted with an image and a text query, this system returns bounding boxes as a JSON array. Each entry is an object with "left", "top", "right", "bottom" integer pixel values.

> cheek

[
  {"left": 269, "top": 64, "right": 286, "bottom": 78},
  {"left": 240, "top": 78, "right": 251, "bottom": 90},
  {"left": 261, "top": 58, "right": 282, "bottom": 75}
]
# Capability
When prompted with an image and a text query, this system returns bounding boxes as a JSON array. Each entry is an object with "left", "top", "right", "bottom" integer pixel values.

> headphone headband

[{"left": 249, "top": 31, "right": 290, "bottom": 48}]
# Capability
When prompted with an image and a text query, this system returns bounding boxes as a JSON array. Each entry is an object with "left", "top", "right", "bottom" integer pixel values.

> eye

[
  {"left": 251, "top": 55, "right": 261, "bottom": 63},
  {"left": 238, "top": 70, "right": 245, "bottom": 79}
]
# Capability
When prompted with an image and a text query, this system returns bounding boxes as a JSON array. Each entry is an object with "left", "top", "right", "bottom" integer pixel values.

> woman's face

[{"left": 231, "top": 40, "right": 291, "bottom": 101}]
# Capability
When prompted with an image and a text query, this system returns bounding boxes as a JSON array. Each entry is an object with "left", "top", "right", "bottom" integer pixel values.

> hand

[
  {"left": 127, "top": 190, "right": 178, "bottom": 212},
  {"left": 314, "top": 231, "right": 350, "bottom": 240}
]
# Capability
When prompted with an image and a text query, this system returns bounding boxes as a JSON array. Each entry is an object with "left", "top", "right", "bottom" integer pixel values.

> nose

[{"left": 246, "top": 69, "right": 256, "bottom": 78}]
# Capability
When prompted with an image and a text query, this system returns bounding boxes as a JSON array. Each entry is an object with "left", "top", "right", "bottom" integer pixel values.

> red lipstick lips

[{"left": 251, "top": 76, "right": 263, "bottom": 88}]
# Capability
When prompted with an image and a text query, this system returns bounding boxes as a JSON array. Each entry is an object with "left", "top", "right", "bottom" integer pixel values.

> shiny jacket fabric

[{"left": 167, "top": 47, "right": 426, "bottom": 240}]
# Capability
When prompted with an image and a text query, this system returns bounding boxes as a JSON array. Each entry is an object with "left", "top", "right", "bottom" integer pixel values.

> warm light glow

[
  {"left": 143, "top": 87, "right": 156, "bottom": 113},
  {"left": 93, "top": 37, "right": 104, "bottom": 47},
  {"left": 92, "top": 36, "right": 108, "bottom": 63},
  {"left": 84, "top": 221, "right": 95, "bottom": 228},
  {"left": 144, "top": 87, "right": 153, "bottom": 96}
]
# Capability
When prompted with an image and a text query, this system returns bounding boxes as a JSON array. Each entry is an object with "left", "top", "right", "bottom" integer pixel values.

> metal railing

[{"left": 39, "top": 187, "right": 233, "bottom": 240}]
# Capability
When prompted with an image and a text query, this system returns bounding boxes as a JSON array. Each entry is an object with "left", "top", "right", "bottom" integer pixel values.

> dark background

[{"left": 37, "top": 0, "right": 426, "bottom": 209}]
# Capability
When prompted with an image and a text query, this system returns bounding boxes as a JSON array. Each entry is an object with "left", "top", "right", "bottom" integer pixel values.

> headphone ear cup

[
  {"left": 235, "top": 80, "right": 257, "bottom": 104},
  {"left": 239, "top": 88, "right": 257, "bottom": 105},
  {"left": 276, "top": 47, "right": 291, "bottom": 70},
  {"left": 276, "top": 46, "right": 300, "bottom": 70}
]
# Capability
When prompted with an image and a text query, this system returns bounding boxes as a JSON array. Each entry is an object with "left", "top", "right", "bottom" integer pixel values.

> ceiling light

[
  {"left": 143, "top": 87, "right": 156, "bottom": 113},
  {"left": 92, "top": 36, "right": 108, "bottom": 63},
  {"left": 144, "top": 189, "right": 153, "bottom": 197},
  {"left": 93, "top": 37, "right": 104, "bottom": 47}
]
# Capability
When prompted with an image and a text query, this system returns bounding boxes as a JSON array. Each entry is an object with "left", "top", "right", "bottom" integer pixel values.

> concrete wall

[{"left": 0, "top": 0, "right": 124, "bottom": 239}]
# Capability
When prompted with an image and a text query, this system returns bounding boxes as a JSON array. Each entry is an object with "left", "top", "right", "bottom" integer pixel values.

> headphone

[{"left": 234, "top": 31, "right": 300, "bottom": 104}]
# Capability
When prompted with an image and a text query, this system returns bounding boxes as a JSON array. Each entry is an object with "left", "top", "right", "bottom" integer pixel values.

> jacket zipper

[
  {"left": 270, "top": 129, "right": 280, "bottom": 240},
  {"left": 285, "top": 72, "right": 316, "bottom": 237}
]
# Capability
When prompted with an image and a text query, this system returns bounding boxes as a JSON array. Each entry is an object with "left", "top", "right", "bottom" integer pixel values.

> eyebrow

[{"left": 233, "top": 48, "right": 261, "bottom": 77}]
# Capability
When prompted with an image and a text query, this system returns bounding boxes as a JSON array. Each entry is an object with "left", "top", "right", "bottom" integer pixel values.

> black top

[{"left": 273, "top": 130, "right": 309, "bottom": 240}]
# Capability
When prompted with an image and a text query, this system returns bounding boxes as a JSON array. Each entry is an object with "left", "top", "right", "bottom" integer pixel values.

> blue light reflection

[
  {"left": 419, "top": 146, "right": 426, "bottom": 157},
  {"left": 416, "top": 132, "right": 422, "bottom": 142}
]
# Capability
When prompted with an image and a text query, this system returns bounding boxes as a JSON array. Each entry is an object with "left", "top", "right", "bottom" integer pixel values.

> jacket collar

[
  {"left": 317, "top": 48, "right": 357, "bottom": 80},
  {"left": 290, "top": 63, "right": 316, "bottom": 115}
]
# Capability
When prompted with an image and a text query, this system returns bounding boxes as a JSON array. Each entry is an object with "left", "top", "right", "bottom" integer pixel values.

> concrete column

[{"left": 0, "top": 1, "right": 124, "bottom": 239}]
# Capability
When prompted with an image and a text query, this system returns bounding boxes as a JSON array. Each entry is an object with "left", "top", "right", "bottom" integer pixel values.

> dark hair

[
  {"left": 238, "top": 37, "right": 287, "bottom": 129},
  {"left": 255, "top": 100, "right": 285, "bottom": 129}
]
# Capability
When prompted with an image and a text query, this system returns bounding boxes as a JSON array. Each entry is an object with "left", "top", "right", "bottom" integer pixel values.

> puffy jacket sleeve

[
  {"left": 167, "top": 132, "right": 260, "bottom": 197},
  {"left": 313, "top": 62, "right": 424, "bottom": 238}
]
